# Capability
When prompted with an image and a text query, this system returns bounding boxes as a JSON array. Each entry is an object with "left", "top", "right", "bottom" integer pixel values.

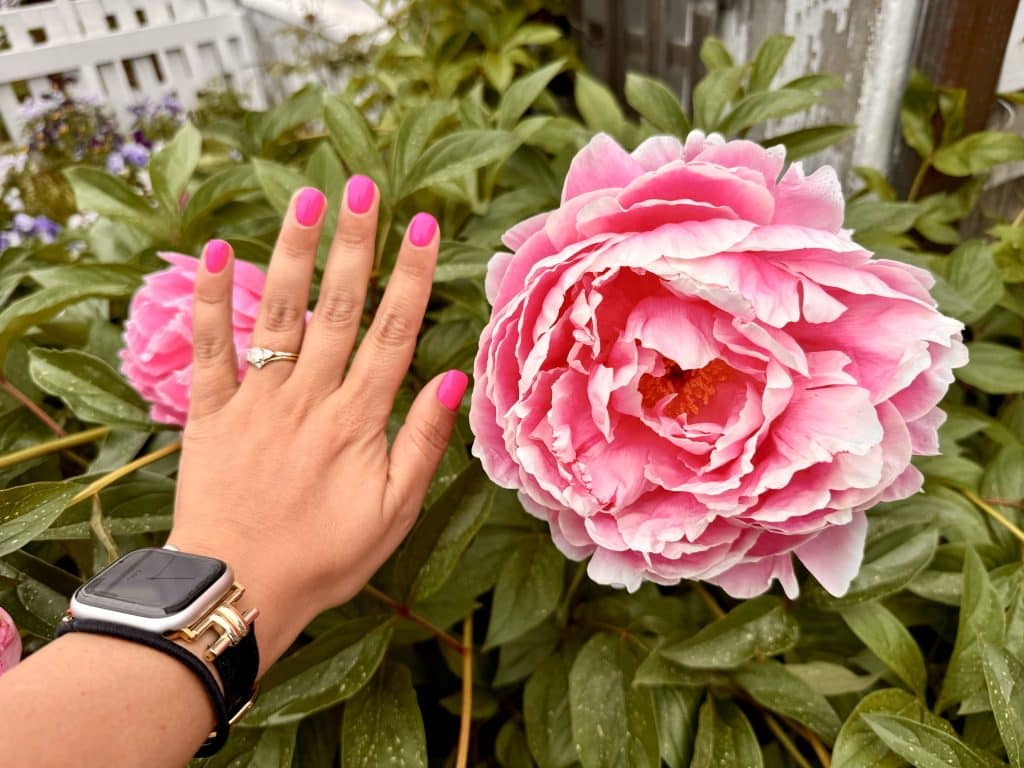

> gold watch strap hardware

[{"left": 169, "top": 582, "right": 259, "bottom": 662}]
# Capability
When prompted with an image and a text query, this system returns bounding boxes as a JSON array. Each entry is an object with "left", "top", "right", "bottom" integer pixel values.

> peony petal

[
  {"left": 794, "top": 511, "right": 868, "bottom": 596},
  {"left": 562, "top": 133, "right": 645, "bottom": 203}
]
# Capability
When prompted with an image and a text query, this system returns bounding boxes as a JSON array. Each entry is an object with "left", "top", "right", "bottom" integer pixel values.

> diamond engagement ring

[{"left": 245, "top": 347, "right": 300, "bottom": 369}]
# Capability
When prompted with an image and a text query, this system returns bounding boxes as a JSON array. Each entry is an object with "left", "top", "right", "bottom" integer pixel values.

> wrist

[{"left": 163, "top": 532, "right": 310, "bottom": 676}]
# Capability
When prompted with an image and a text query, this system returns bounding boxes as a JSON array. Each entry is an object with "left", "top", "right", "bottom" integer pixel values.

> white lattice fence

[{"left": 0, "top": 0, "right": 266, "bottom": 138}]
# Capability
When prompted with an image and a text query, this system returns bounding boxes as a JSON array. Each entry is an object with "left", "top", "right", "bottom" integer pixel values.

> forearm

[
  {"left": 0, "top": 632, "right": 214, "bottom": 768},
  {"left": 0, "top": 550, "right": 307, "bottom": 768}
]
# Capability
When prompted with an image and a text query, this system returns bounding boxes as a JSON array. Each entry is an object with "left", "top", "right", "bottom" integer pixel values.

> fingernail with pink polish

[
  {"left": 408, "top": 212, "right": 437, "bottom": 247},
  {"left": 204, "top": 239, "right": 230, "bottom": 274},
  {"left": 346, "top": 174, "right": 375, "bottom": 214},
  {"left": 438, "top": 370, "right": 469, "bottom": 411},
  {"left": 295, "top": 187, "right": 326, "bottom": 227}
]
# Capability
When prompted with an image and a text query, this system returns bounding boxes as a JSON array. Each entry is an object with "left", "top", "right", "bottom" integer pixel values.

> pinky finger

[
  {"left": 384, "top": 370, "right": 468, "bottom": 521},
  {"left": 188, "top": 240, "right": 239, "bottom": 420}
]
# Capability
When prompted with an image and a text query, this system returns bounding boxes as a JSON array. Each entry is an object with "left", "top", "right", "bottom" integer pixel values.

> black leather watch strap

[
  {"left": 211, "top": 623, "right": 259, "bottom": 716},
  {"left": 55, "top": 616, "right": 250, "bottom": 757}
]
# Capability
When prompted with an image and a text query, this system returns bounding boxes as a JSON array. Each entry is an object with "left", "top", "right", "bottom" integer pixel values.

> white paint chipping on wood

[
  {"left": 718, "top": 0, "right": 921, "bottom": 182},
  {"left": 998, "top": 1, "right": 1024, "bottom": 92},
  {"left": 0, "top": 0, "right": 266, "bottom": 138}
]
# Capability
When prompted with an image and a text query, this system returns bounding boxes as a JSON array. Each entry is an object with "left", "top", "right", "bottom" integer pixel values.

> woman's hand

[{"left": 166, "top": 177, "right": 467, "bottom": 672}]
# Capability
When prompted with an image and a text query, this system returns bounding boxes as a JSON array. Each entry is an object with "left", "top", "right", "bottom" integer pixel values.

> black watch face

[{"left": 76, "top": 548, "right": 227, "bottom": 618}]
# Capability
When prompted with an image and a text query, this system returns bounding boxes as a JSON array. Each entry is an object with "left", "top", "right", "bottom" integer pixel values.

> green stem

[
  {"left": 0, "top": 426, "right": 111, "bottom": 470},
  {"left": 455, "top": 617, "right": 473, "bottom": 768},
  {"left": 907, "top": 158, "right": 931, "bottom": 202},
  {"left": 962, "top": 488, "right": 1024, "bottom": 546},
  {"left": 69, "top": 439, "right": 181, "bottom": 507},
  {"left": 693, "top": 582, "right": 727, "bottom": 619},
  {"left": 762, "top": 712, "right": 815, "bottom": 768},
  {"left": 90, "top": 495, "right": 120, "bottom": 566},
  {"left": 362, "top": 583, "right": 467, "bottom": 654}
]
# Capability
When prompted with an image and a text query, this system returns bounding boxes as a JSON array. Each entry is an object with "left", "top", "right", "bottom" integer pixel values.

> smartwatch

[{"left": 57, "top": 547, "right": 260, "bottom": 756}]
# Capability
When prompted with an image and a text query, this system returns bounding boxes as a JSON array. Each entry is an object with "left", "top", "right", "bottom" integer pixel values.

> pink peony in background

[
  {"left": 0, "top": 606, "right": 21, "bottom": 675},
  {"left": 470, "top": 131, "right": 967, "bottom": 598},
  {"left": 120, "top": 252, "right": 265, "bottom": 425}
]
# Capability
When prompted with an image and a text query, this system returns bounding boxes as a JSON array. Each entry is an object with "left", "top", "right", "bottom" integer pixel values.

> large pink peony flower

[
  {"left": 470, "top": 132, "right": 966, "bottom": 598},
  {"left": 0, "top": 606, "right": 21, "bottom": 675},
  {"left": 120, "top": 253, "right": 265, "bottom": 425}
]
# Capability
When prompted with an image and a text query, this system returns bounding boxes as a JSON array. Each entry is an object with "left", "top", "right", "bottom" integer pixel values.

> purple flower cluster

[{"left": 1, "top": 213, "right": 60, "bottom": 250}]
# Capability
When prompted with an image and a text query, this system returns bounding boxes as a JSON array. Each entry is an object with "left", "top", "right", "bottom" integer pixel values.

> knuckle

[
  {"left": 411, "top": 417, "right": 450, "bottom": 457},
  {"left": 373, "top": 306, "right": 417, "bottom": 348},
  {"left": 193, "top": 330, "right": 231, "bottom": 363},
  {"left": 194, "top": 286, "right": 226, "bottom": 306},
  {"left": 315, "top": 287, "right": 361, "bottom": 329},
  {"left": 393, "top": 255, "right": 431, "bottom": 283},
  {"left": 335, "top": 222, "right": 372, "bottom": 249},
  {"left": 262, "top": 293, "right": 303, "bottom": 333},
  {"left": 276, "top": 237, "right": 311, "bottom": 263}
]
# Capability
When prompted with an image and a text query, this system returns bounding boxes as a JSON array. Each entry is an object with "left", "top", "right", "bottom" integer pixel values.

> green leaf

[
  {"left": 569, "top": 633, "right": 659, "bottom": 768},
  {"left": 496, "top": 721, "right": 535, "bottom": 768},
  {"left": 341, "top": 663, "right": 426, "bottom": 768},
  {"left": 493, "top": 618, "right": 561, "bottom": 687},
  {"left": 200, "top": 724, "right": 298, "bottom": 768},
  {"left": 834, "top": 688, "right": 958, "bottom": 768},
  {"left": 252, "top": 158, "right": 310, "bottom": 215},
  {"left": 28, "top": 348, "right": 151, "bottom": 428},
  {"left": 958, "top": 342, "right": 1024, "bottom": 394},
  {"left": 391, "top": 100, "right": 457, "bottom": 181},
  {"left": 400, "top": 130, "right": 520, "bottom": 199},
  {"left": 691, "top": 697, "right": 763, "bottom": 768},
  {"left": 787, "top": 661, "right": 880, "bottom": 696},
  {"left": 0, "top": 264, "right": 141, "bottom": 363},
  {"left": 657, "top": 595, "right": 798, "bottom": 669},
  {"left": 733, "top": 660, "right": 841, "bottom": 744},
  {"left": 256, "top": 84, "right": 322, "bottom": 147},
  {"left": 64, "top": 167, "right": 166, "bottom": 238},
  {"left": 841, "top": 602, "right": 928, "bottom": 697},
  {"left": 434, "top": 241, "right": 493, "bottom": 283},
  {"left": 862, "top": 713, "right": 999, "bottom": 768},
  {"left": 812, "top": 527, "right": 938, "bottom": 607},
  {"left": 692, "top": 66, "right": 745, "bottom": 131},
  {"left": 718, "top": 88, "right": 819, "bottom": 136},
  {"left": 901, "top": 69, "right": 938, "bottom": 159},
  {"left": 981, "top": 641, "right": 1024, "bottom": 767},
  {"left": 763, "top": 124, "right": 854, "bottom": 161},
  {"left": 982, "top": 445, "right": 1024, "bottom": 508},
  {"left": 748, "top": 35, "right": 794, "bottom": 92},
  {"left": 700, "top": 37, "right": 734, "bottom": 70},
  {"left": 498, "top": 59, "right": 565, "bottom": 130},
  {"left": 933, "top": 132, "right": 1024, "bottom": 176},
  {"left": 784, "top": 73, "right": 844, "bottom": 93},
  {"left": 944, "top": 240, "right": 1004, "bottom": 323},
  {"left": 524, "top": 654, "right": 577, "bottom": 768},
  {"left": 0, "top": 482, "right": 79, "bottom": 557},
  {"left": 181, "top": 165, "right": 260, "bottom": 236},
  {"left": 397, "top": 463, "right": 496, "bottom": 602},
  {"left": 625, "top": 73, "right": 690, "bottom": 136},
  {"left": 485, "top": 535, "right": 565, "bottom": 647},
  {"left": 244, "top": 616, "right": 393, "bottom": 726},
  {"left": 149, "top": 120, "right": 201, "bottom": 214},
  {"left": 938, "top": 548, "right": 1006, "bottom": 713},
  {"left": 652, "top": 686, "right": 702, "bottom": 768},
  {"left": 39, "top": 476, "right": 174, "bottom": 540},
  {"left": 575, "top": 72, "right": 626, "bottom": 139},
  {"left": 323, "top": 93, "right": 390, "bottom": 201}
]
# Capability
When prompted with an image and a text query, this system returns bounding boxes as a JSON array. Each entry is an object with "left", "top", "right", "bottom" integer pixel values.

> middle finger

[{"left": 242, "top": 186, "right": 325, "bottom": 390}]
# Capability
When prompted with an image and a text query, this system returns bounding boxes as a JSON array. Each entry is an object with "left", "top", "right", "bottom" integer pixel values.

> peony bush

[
  {"left": 472, "top": 131, "right": 966, "bottom": 599},
  {"left": 2, "top": 3, "right": 1024, "bottom": 765}
]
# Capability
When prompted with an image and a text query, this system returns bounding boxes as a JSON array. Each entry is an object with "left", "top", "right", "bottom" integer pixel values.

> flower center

[{"left": 638, "top": 358, "right": 735, "bottom": 418}]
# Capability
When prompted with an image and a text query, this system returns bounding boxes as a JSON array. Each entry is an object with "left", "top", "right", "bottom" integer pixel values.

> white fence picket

[{"left": 0, "top": 0, "right": 266, "bottom": 139}]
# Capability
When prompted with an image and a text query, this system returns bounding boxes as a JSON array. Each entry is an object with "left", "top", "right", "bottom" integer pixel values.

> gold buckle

[
  {"left": 169, "top": 582, "right": 259, "bottom": 661},
  {"left": 207, "top": 685, "right": 259, "bottom": 739}
]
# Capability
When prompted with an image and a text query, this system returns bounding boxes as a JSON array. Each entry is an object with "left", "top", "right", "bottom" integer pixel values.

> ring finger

[{"left": 243, "top": 186, "right": 326, "bottom": 389}]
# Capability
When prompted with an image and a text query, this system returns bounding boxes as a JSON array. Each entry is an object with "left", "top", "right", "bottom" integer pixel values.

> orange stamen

[{"left": 638, "top": 358, "right": 734, "bottom": 418}]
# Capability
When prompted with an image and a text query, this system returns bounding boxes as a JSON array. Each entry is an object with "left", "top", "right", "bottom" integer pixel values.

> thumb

[{"left": 385, "top": 370, "right": 469, "bottom": 518}]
